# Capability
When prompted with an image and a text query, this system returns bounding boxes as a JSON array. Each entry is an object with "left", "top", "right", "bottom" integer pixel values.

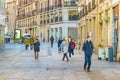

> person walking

[
  {"left": 30, "top": 36, "right": 34, "bottom": 50},
  {"left": 24, "top": 38, "right": 29, "bottom": 50},
  {"left": 50, "top": 36, "right": 54, "bottom": 48},
  {"left": 57, "top": 38, "right": 63, "bottom": 53},
  {"left": 61, "top": 37, "right": 69, "bottom": 62},
  {"left": 82, "top": 36, "right": 94, "bottom": 72},
  {"left": 68, "top": 39, "right": 75, "bottom": 58},
  {"left": 34, "top": 37, "right": 40, "bottom": 59}
]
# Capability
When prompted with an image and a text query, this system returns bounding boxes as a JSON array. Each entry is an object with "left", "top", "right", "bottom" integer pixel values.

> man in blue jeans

[{"left": 82, "top": 36, "right": 94, "bottom": 72}]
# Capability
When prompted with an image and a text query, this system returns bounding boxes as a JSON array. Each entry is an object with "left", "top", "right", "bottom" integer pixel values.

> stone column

[
  {"left": 57, "top": 28, "right": 60, "bottom": 39},
  {"left": 53, "top": 28, "right": 55, "bottom": 42},
  {"left": 118, "top": 4, "right": 120, "bottom": 53},
  {"left": 62, "top": 27, "right": 68, "bottom": 38}
]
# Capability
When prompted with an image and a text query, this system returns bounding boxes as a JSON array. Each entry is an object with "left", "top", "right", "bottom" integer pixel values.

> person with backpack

[
  {"left": 61, "top": 37, "right": 69, "bottom": 62},
  {"left": 82, "top": 36, "right": 94, "bottom": 72},
  {"left": 68, "top": 39, "right": 75, "bottom": 58},
  {"left": 34, "top": 36, "right": 40, "bottom": 59}
]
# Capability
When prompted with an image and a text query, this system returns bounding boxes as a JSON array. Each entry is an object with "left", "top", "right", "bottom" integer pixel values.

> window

[
  {"left": 69, "top": 11, "right": 78, "bottom": 21},
  {"left": 99, "top": 0, "right": 104, "bottom": 4}
]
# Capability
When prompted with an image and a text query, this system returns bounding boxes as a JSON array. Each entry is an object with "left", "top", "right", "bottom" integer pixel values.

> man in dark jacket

[
  {"left": 82, "top": 36, "right": 94, "bottom": 72},
  {"left": 34, "top": 37, "right": 40, "bottom": 59},
  {"left": 50, "top": 36, "right": 54, "bottom": 48},
  {"left": 58, "top": 38, "right": 63, "bottom": 53}
]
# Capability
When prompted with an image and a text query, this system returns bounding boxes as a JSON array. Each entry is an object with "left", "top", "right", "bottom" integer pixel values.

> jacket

[
  {"left": 34, "top": 39, "right": 40, "bottom": 51},
  {"left": 58, "top": 40, "right": 63, "bottom": 47},
  {"left": 61, "top": 41, "right": 69, "bottom": 53},
  {"left": 30, "top": 37, "right": 34, "bottom": 45},
  {"left": 82, "top": 41, "right": 94, "bottom": 56},
  {"left": 24, "top": 39, "right": 29, "bottom": 45}
]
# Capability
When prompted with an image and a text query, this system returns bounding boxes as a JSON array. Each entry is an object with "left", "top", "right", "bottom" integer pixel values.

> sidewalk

[{"left": 0, "top": 43, "right": 120, "bottom": 80}]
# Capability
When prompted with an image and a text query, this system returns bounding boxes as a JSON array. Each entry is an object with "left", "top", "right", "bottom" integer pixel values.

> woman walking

[
  {"left": 61, "top": 37, "right": 69, "bottom": 62},
  {"left": 30, "top": 36, "right": 34, "bottom": 50},
  {"left": 34, "top": 37, "right": 40, "bottom": 59},
  {"left": 24, "top": 38, "right": 29, "bottom": 50}
]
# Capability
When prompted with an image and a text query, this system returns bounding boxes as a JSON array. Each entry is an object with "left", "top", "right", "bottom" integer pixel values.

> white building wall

[
  {"left": 50, "top": 22, "right": 78, "bottom": 41},
  {"left": 62, "top": 8, "right": 68, "bottom": 21}
]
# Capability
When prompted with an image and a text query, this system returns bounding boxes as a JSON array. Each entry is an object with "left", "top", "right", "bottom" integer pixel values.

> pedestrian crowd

[
  {"left": 57, "top": 36, "right": 94, "bottom": 72},
  {"left": 24, "top": 36, "right": 40, "bottom": 59},
  {"left": 23, "top": 35, "right": 94, "bottom": 72}
]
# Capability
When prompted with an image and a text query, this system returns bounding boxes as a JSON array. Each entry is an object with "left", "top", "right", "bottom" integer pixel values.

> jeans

[
  {"left": 69, "top": 49, "right": 74, "bottom": 57},
  {"left": 25, "top": 45, "right": 29, "bottom": 50},
  {"left": 62, "top": 53, "right": 69, "bottom": 61},
  {"left": 58, "top": 47, "right": 61, "bottom": 53},
  {"left": 51, "top": 42, "right": 53, "bottom": 48},
  {"left": 84, "top": 55, "right": 92, "bottom": 70}
]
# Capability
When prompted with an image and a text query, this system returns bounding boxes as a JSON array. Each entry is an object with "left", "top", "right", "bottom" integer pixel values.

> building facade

[
  {"left": 6, "top": 0, "right": 16, "bottom": 37},
  {"left": 78, "top": 0, "right": 97, "bottom": 51},
  {"left": 16, "top": 0, "right": 38, "bottom": 37},
  {"left": 78, "top": 0, "right": 120, "bottom": 57},
  {"left": 38, "top": 0, "right": 78, "bottom": 42},
  {"left": 0, "top": 0, "right": 6, "bottom": 45},
  {"left": 16, "top": 0, "right": 78, "bottom": 42}
]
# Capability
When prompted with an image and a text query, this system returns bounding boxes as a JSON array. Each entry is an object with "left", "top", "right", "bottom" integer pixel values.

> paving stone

[{"left": 0, "top": 43, "right": 120, "bottom": 80}]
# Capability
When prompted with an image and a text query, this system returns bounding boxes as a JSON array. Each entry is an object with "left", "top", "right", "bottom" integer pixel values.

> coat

[
  {"left": 30, "top": 37, "right": 34, "bottom": 45},
  {"left": 58, "top": 40, "right": 63, "bottom": 47},
  {"left": 34, "top": 39, "right": 40, "bottom": 52},
  {"left": 24, "top": 39, "right": 29, "bottom": 45},
  {"left": 50, "top": 36, "right": 54, "bottom": 42},
  {"left": 82, "top": 41, "right": 94, "bottom": 56},
  {"left": 61, "top": 41, "right": 69, "bottom": 53}
]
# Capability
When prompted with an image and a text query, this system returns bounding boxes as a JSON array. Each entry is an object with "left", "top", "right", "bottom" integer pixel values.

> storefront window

[{"left": 69, "top": 11, "right": 78, "bottom": 21}]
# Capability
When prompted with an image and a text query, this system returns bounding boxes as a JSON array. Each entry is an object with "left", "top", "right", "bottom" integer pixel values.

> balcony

[
  {"left": 59, "top": 16, "right": 62, "bottom": 21},
  {"left": 88, "top": 2, "right": 92, "bottom": 12},
  {"left": 39, "top": 5, "right": 62, "bottom": 13},
  {"left": 64, "top": 1, "right": 77, "bottom": 7}
]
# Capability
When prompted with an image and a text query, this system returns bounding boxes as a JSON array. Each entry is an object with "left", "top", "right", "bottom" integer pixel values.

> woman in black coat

[{"left": 34, "top": 38, "right": 40, "bottom": 59}]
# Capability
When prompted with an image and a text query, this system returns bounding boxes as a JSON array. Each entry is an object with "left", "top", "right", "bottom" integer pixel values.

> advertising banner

[{"left": 14, "top": 29, "right": 21, "bottom": 39}]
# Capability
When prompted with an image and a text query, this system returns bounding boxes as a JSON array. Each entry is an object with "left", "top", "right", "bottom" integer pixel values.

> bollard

[
  {"left": 108, "top": 47, "right": 114, "bottom": 62},
  {"left": 47, "top": 46, "right": 52, "bottom": 56}
]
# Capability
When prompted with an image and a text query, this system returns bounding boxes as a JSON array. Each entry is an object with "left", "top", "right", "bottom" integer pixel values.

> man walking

[
  {"left": 57, "top": 38, "right": 63, "bottom": 53},
  {"left": 50, "top": 36, "right": 54, "bottom": 48},
  {"left": 34, "top": 36, "right": 40, "bottom": 59},
  {"left": 82, "top": 36, "right": 94, "bottom": 72}
]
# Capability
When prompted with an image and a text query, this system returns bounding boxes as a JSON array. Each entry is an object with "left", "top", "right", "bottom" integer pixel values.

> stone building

[
  {"left": 6, "top": 0, "right": 16, "bottom": 37},
  {"left": 78, "top": 0, "right": 120, "bottom": 57},
  {"left": 16, "top": 0, "right": 38, "bottom": 37},
  {"left": 15, "top": 0, "right": 78, "bottom": 42},
  {"left": 0, "top": 0, "right": 6, "bottom": 45}
]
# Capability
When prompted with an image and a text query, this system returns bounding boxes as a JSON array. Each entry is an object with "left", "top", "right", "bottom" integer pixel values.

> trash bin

[
  {"left": 108, "top": 47, "right": 114, "bottom": 62},
  {"left": 105, "top": 47, "right": 108, "bottom": 61},
  {"left": 98, "top": 48, "right": 104, "bottom": 60}
]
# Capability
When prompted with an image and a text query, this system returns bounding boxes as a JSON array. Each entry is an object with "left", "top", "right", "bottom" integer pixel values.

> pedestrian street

[{"left": 0, "top": 43, "right": 120, "bottom": 80}]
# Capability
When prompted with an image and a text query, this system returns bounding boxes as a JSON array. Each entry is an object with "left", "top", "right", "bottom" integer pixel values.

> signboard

[{"left": 14, "top": 29, "right": 21, "bottom": 39}]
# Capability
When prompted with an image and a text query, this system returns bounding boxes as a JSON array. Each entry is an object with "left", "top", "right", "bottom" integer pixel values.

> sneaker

[
  {"left": 87, "top": 70, "right": 91, "bottom": 72},
  {"left": 84, "top": 67, "right": 86, "bottom": 71}
]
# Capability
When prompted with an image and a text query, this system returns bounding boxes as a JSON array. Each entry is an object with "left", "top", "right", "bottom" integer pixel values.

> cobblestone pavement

[{"left": 0, "top": 43, "right": 120, "bottom": 80}]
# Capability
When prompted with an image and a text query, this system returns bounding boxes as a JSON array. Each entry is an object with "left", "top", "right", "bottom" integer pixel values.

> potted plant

[
  {"left": 98, "top": 19, "right": 103, "bottom": 24},
  {"left": 104, "top": 16, "right": 110, "bottom": 22}
]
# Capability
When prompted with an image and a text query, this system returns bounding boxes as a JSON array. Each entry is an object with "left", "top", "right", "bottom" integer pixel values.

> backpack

[{"left": 71, "top": 42, "right": 75, "bottom": 49}]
